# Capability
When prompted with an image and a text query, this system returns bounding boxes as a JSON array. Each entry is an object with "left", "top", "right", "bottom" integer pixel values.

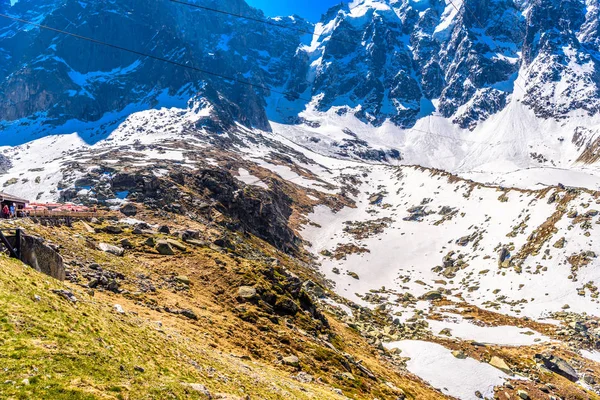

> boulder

[
  {"left": 166, "top": 239, "right": 187, "bottom": 252},
  {"left": 369, "top": 193, "right": 384, "bottom": 205},
  {"left": 294, "top": 372, "right": 313, "bottom": 383},
  {"left": 421, "top": 290, "right": 443, "bottom": 301},
  {"left": 274, "top": 296, "right": 298, "bottom": 315},
  {"left": 103, "top": 225, "right": 124, "bottom": 234},
  {"left": 489, "top": 356, "right": 512, "bottom": 375},
  {"left": 113, "top": 304, "right": 125, "bottom": 314},
  {"left": 155, "top": 240, "right": 175, "bottom": 255},
  {"left": 181, "top": 383, "right": 211, "bottom": 397},
  {"left": 452, "top": 350, "right": 467, "bottom": 359},
  {"left": 119, "top": 203, "right": 137, "bottom": 216},
  {"left": 176, "top": 275, "right": 191, "bottom": 285},
  {"left": 347, "top": 271, "right": 360, "bottom": 280},
  {"left": 158, "top": 225, "right": 170, "bottom": 234},
  {"left": 535, "top": 354, "right": 578, "bottom": 382},
  {"left": 237, "top": 286, "right": 257, "bottom": 300},
  {"left": 553, "top": 237, "right": 566, "bottom": 249},
  {"left": 19, "top": 235, "right": 65, "bottom": 280},
  {"left": 180, "top": 309, "right": 198, "bottom": 320},
  {"left": 498, "top": 247, "right": 510, "bottom": 267},
  {"left": 282, "top": 355, "right": 300, "bottom": 367},
  {"left": 134, "top": 222, "right": 151, "bottom": 230},
  {"left": 98, "top": 243, "right": 125, "bottom": 257},
  {"left": 52, "top": 289, "right": 77, "bottom": 303},
  {"left": 179, "top": 230, "right": 200, "bottom": 242}
]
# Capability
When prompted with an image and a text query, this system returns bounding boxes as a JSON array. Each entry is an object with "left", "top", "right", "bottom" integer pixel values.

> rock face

[
  {"left": 194, "top": 169, "right": 298, "bottom": 252},
  {"left": 2, "top": 0, "right": 600, "bottom": 137},
  {"left": 0, "top": 0, "right": 307, "bottom": 135},
  {"left": 18, "top": 235, "right": 65, "bottom": 281}
]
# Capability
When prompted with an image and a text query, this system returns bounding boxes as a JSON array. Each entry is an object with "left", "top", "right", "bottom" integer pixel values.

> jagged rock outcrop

[
  {"left": 194, "top": 169, "right": 298, "bottom": 252},
  {"left": 2, "top": 0, "right": 600, "bottom": 136}
]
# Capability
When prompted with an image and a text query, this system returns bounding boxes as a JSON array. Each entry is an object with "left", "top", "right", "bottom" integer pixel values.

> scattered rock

[
  {"left": 535, "top": 353, "right": 579, "bottom": 382},
  {"left": 237, "top": 286, "right": 257, "bottom": 300},
  {"left": 134, "top": 366, "right": 145, "bottom": 373},
  {"left": 119, "top": 203, "right": 137, "bottom": 216},
  {"left": 114, "top": 304, "right": 125, "bottom": 314},
  {"left": 98, "top": 243, "right": 125, "bottom": 256},
  {"left": 51, "top": 289, "right": 77, "bottom": 303},
  {"left": 282, "top": 355, "right": 300, "bottom": 367},
  {"left": 489, "top": 356, "right": 512, "bottom": 375},
  {"left": 517, "top": 390, "right": 529, "bottom": 399},
  {"left": 155, "top": 240, "right": 175, "bottom": 255}
]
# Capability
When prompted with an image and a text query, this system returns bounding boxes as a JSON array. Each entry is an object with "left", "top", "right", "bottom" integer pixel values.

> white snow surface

[
  {"left": 3, "top": 99, "right": 600, "bottom": 325},
  {"left": 384, "top": 340, "right": 512, "bottom": 399},
  {"left": 581, "top": 350, "right": 600, "bottom": 364},
  {"left": 427, "top": 315, "right": 551, "bottom": 346}
]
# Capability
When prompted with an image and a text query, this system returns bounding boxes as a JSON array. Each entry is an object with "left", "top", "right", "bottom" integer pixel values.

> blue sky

[{"left": 246, "top": 0, "right": 345, "bottom": 21}]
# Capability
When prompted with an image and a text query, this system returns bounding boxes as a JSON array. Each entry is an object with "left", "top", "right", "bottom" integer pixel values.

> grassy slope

[{"left": 0, "top": 217, "right": 445, "bottom": 400}]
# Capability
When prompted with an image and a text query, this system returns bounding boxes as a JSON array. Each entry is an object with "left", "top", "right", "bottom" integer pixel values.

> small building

[{"left": 0, "top": 192, "right": 28, "bottom": 211}]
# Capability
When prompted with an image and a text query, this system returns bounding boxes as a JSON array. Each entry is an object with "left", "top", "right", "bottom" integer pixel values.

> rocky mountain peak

[{"left": 2, "top": 0, "right": 600, "bottom": 138}]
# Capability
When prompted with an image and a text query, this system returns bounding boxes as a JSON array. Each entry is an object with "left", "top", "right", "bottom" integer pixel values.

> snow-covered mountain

[
  {"left": 3, "top": 0, "right": 600, "bottom": 179},
  {"left": 4, "top": 2, "right": 600, "bottom": 398},
  {"left": 1, "top": 0, "right": 600, "bottom": 133}
]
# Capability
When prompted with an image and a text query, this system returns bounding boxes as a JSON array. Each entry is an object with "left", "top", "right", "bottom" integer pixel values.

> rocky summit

[{"left": 1, "top": 1, "right": 600, "bottom": 400}]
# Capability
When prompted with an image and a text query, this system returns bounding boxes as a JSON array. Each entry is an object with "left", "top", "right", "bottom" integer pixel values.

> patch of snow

[
  {"left": 384, "top": 340, "right": 512, "bottom": 399},
  {"left": 428, "top": 315, "right": 551, "bottom": 346}
]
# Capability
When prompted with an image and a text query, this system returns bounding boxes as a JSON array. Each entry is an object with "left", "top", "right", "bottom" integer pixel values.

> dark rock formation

[
  {"left": 194, "top": 168, "right": 298, "bottom": 252},
  {"left": 19, "top": 235, "right": 65, "bottom": 281}
]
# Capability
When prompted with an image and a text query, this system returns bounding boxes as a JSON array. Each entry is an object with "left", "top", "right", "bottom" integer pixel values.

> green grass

[{"left": 0, "top": 256, "right": 354, "bottom": 400}]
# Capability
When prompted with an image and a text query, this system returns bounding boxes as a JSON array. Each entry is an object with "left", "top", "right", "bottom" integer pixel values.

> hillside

[
  {"left": 2, "top": 0, "right": 600, "bottom": 399},
  {"left": 0, "top": 212, "right": 445, "bottom": 400}
]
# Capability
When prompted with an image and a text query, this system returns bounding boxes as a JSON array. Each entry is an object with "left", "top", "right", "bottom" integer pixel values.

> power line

[
  {"left": 0, "top": 13, "right": 313, "bottom": 101},
  {"left": 0, "top": 11, "right": 518, "bottom": 148},
  {"left": 168, "top": 0, "right": 357, "bottom": 46}
]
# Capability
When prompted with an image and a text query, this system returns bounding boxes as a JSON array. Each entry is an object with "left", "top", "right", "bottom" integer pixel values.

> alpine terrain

[{"left": 1, "top": 0, "right": 600, "bottom": 399}]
